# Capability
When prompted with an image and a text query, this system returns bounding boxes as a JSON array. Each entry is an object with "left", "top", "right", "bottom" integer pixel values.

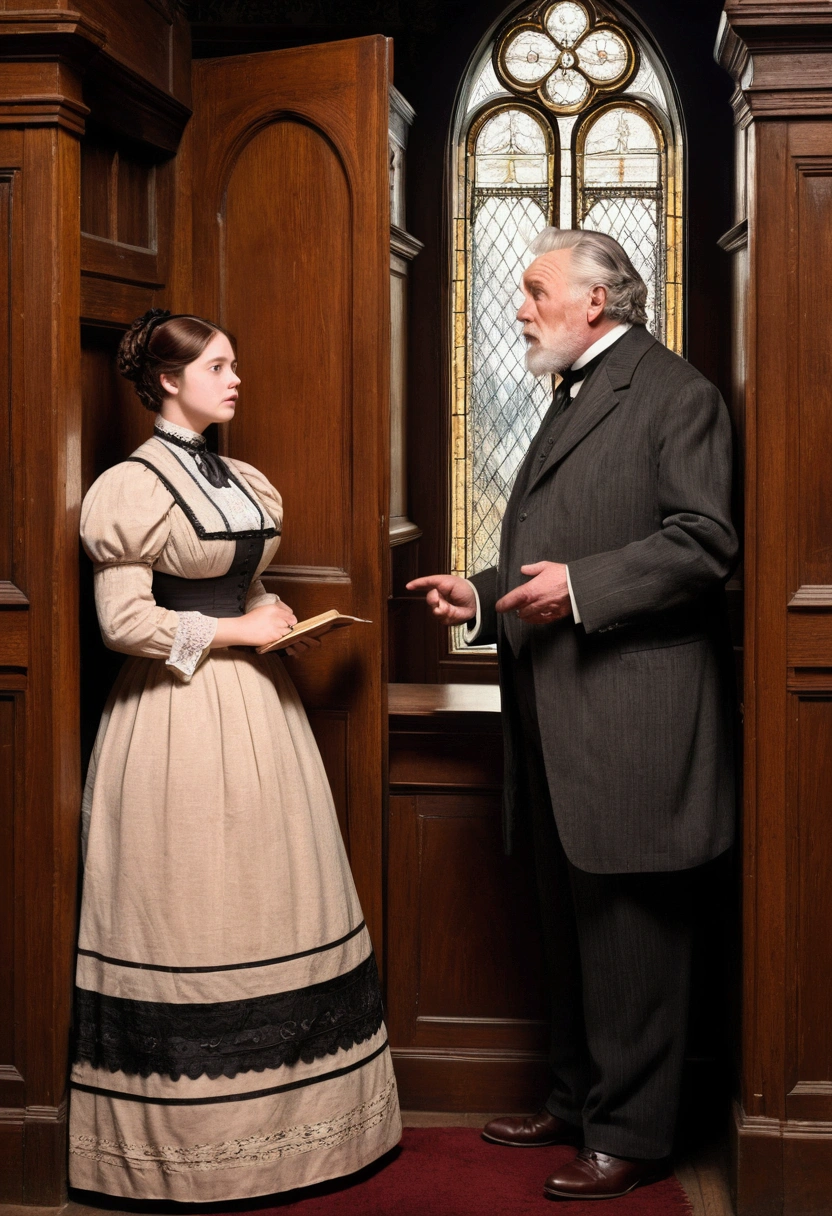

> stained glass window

[
  {"left": 469, "top": 108, "right": 553, "bottom": 575},
  {"left": 450, "top": 2, "right": 682, "bottom": 647},
  {"left": 578, "top": 105, "right": 663, "bottom": 337}
]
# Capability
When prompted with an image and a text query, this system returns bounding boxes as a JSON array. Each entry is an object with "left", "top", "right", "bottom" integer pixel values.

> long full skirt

[{"left": 69, "top": 649, "right": 400, "bottom": 1201}]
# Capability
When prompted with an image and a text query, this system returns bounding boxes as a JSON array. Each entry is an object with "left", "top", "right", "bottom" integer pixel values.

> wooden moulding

[
  {"left": 732, "top": 1102, "right": 832, "bottom": 1216},
  {"left": 81, "top": 235, "right": 162, "bottom": 289},
  {"left": 0, "top": 7, "right": 191, "bottom": 154},
  {"left": 718, "top": 218, "right": 749, "bottom": 253},
  {"left": 0, "top": 582, "right": 27, "bottom": 606},
  {"left": 718, "top": 3, "right": 832, "bottom": 119},
  {"left": 391, "top": 1049, "right": 548, "bottom": 1114},
  {"left": 388, "top": 682, "right": 501, "bottom": 716},
  {"left": 788, "top": 585, "right": 832, "bottom": 609},
  {"left": 82, "top": 54, "right": 192, "bottom": 154}
]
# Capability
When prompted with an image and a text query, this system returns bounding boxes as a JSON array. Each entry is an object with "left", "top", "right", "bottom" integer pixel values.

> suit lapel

[{"left": 526, "top": 326, "right": 657, "bottom": 495}]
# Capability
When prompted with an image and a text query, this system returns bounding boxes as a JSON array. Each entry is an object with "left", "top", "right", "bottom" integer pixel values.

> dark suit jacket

[{"left": 469, "top": 325, "right": 738, "bottom": 874}]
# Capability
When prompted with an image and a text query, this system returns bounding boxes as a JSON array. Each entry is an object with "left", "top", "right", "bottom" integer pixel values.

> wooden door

[{"left": 189, "top": 38, "right": 392, "bottom": 961}]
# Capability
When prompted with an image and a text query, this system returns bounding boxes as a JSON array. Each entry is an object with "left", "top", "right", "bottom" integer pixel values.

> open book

[{"left": 256, "top": 609, "right": 371, "bottom": 655}]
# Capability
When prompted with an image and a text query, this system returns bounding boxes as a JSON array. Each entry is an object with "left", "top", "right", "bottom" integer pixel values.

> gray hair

[{"left": 529, "top": 227, "right": 648, "bottom": 326}]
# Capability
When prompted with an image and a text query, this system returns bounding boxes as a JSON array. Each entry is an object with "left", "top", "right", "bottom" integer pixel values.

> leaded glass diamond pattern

[
  {"left": 469, "top": 194, "right": 549, "bottom": 573},
  {"left": 582, "top": 194, "right": 661, "bottom": 337}
]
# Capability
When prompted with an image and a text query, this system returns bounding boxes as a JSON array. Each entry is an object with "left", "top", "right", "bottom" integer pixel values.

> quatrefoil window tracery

[{"left": 496, "top": 1, "right": 637, "bottom": 114}]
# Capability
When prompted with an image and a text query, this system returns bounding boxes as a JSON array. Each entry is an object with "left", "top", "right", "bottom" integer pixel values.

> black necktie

[{"left": 553, "top": 346, "right": 610, "bottom": 417}]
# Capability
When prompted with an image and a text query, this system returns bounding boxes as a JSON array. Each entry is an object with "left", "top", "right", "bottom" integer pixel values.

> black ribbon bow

[
  {"left": 154, "top": 424, "right": 233, "bottom": 489},
  {"left": 193, "top": 448, "right": 232, "bottom": 489}
]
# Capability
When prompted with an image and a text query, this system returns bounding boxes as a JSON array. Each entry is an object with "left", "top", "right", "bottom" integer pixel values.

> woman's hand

[{"left": 211, "top": 602, "right": 297, "bottom": 650}]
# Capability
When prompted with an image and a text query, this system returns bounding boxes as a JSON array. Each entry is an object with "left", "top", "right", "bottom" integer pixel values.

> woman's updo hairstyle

[{"left": 117, "top": 309, "right": 236, "bottom": 412}]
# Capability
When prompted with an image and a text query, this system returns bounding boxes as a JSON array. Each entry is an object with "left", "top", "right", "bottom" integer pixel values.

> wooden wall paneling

[
  {"left": 0, "top": 132, "right": 25, "bottom": 1201},
  {"left": 80, "top": 138, "right": 114, "bottom": 239},
  {"left": 190, "top": 38, "right": 393, "bottom": 962},
  {"left": 387, "top": 685, "right": 550, "bottom": 1111},
  {"left": 0, "top": 681, "right": 25, "bottom": 1178},
  {"left": 0, "top": 113, "right": 82, "bottom": 1204},
  {"left": 74, "top": 0, "right": 192, "bottom": 155},
  {"left": 79, "top": 129, "right": 171, "bottom": 326},
  {"left": 789, "top": 696, "right": 832, "bottom": 1121},
  {"left": 18, "top": 118, "right": 82, "bottom": 1209},
  {"left": 78, "top": 0, "right": 172, "bottom": 96},
  {"left": 719, "top": 8, "right": 832, "bottom": 1212},
  {"left": 0, "top": 4, "right": 193, "bottom": 1203}
]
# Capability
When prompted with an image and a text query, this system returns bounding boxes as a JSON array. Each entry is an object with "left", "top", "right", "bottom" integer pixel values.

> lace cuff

[{"left": 166, "top": 611, "right": 217, "bottom": 682}]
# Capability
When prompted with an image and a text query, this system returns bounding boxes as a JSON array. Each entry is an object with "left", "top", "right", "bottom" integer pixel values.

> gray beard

[{"left": 525, "top": 335, "right": 589, "bottom": 378}]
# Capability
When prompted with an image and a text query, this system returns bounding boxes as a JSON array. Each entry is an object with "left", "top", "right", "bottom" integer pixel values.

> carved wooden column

[{"left": 718, "top": 5, "right": 832, "bottom": 1213}]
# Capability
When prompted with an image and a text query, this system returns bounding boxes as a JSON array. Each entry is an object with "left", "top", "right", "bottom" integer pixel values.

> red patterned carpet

[{"left": 223, "top": 1129, "right": 693, "bottom": 1215}]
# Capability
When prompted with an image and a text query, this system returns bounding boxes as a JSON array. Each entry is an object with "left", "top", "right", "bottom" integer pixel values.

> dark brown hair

[{"left": 117, "top": 309, "right": 237, "bottom": 412}]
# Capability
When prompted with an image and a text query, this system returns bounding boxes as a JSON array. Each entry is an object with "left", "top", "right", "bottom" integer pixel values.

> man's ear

[
  {"left": 587, "top": 284, "right": 607, "bottom": 324},
  {"left": 159, "top": 372, "right": 178, "bottom": 397}
]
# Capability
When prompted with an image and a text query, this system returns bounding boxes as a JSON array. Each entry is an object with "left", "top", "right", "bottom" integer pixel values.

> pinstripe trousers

[{"left": 511, "top": 645, "right": 695, "bottom": 1160}]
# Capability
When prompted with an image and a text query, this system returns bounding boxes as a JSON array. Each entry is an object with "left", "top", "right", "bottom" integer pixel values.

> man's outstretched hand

[
  {"left": 495, "top": 561, "right": 572, "bottom": 624},
  {"left": 406, "top": 574, "right": 477, "bottom": 625}
]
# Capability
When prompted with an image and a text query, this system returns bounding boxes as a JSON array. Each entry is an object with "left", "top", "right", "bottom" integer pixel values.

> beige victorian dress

[{"left": 69, "top": 417, "right": 400, "bottom": 1202}]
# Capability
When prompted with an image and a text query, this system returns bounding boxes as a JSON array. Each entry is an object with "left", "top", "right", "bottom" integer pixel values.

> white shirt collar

[
  {"left": 572, "top": 322, "right": 632, "bottom": 371},
  {"left": 155, "top": 415, "right": 206, "bottom": 445}
]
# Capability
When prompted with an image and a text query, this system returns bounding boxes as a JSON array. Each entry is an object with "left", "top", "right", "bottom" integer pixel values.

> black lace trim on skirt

[{"left": 73, "top": 954, "right": 384, "bottom": 1082}]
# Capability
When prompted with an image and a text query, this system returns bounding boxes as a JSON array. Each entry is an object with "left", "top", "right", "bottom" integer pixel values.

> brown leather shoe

[
  {"left": 482, "top": 1109, "right": 582, "bottom": 1148},
  {"left": 544, "top": 1148, "right": 668, "bottom": 1199}
]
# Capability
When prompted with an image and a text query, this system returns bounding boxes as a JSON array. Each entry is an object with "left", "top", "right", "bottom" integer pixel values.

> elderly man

[{"left": 408, "top": 228, "right": 737, "bottom": 1200}]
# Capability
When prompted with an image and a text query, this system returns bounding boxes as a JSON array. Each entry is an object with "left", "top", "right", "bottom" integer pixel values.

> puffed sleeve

[
  {"left": 80, "top": 462, "right": 217, "bottom": 680},
  {"left": 226, "top": 458, "right": 284, "bottom": 612}
]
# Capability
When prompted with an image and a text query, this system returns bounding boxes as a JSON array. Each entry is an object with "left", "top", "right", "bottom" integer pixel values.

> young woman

[{"left": 69, "top": 309, "right": 400, "bottom": 1201}]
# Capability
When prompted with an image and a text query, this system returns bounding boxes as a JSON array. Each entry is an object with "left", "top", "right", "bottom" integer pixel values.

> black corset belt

[{"left": 152, "top": 537, "right": 266, "bottom": 618}]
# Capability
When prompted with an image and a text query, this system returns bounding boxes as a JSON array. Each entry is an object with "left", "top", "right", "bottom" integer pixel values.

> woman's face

[{"left": 159, "top": 332, "right": 240, "bottom": 431}]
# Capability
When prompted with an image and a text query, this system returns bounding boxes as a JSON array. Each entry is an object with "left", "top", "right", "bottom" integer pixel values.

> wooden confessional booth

[{"left": 1, "top": 3, "right": 832, "bottom": 1213}]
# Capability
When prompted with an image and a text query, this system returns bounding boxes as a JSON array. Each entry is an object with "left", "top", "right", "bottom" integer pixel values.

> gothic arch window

[{"left": 449, "top": 1, "right": 683, "bottom": 622}]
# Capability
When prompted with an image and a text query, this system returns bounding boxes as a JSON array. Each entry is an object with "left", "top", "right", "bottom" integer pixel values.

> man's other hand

[
  {"left": 406, "top": 574, "right": 477, "bottom": 625},
  {"left": 496, "top": 561, "right": 572, "bottom": 624}
]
